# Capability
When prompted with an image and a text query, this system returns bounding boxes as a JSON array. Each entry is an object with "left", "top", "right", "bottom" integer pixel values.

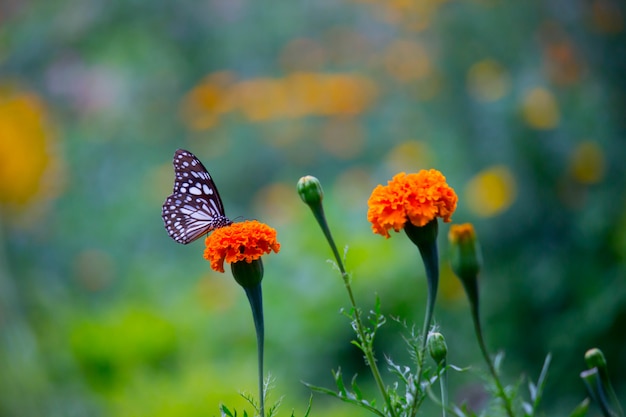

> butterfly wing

[{"left": 162, "top": 149, "right": 231, "bottom": 244}]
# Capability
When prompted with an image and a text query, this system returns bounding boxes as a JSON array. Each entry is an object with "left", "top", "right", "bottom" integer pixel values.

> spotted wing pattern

[{"left": 162, "top": 149, "right": 232, "bottom": 244}]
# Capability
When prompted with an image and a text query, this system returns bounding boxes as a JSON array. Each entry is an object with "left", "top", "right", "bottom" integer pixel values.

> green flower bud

[
  {"left": 585, "top": 348, "right": 607, "bottom": 374},
  {"left": 448, "top": 223, "right": 482, "bottom": 280},
  {"left": 297, "top": 175, "right": 324, "bottom": 207},
  {"left": 231, "top": 258, "right": 264, "bottom": 289},
  {"left": 448, "top": 223, "right": 482, "bottom": 320},
  {"left": 428, "top": 332, "right": 448, "bottom": 365}
]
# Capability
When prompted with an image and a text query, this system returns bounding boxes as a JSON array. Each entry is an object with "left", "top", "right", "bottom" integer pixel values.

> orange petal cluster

[
  {"left": 367, "top": 170, "right": 458, "bottom": 238},
  {"left": 448, "top": 223, "right": 476, "bottom": 244},
  {"left": 203, "top": 220, "right": 280, "bottom": 273}
]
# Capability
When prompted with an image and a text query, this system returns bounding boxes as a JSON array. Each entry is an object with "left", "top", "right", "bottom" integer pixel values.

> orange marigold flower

[
  {"left": 203, "top": 220, "right": 280, "bottom": 273},
  {"left": 367, "top": 170, "right": 458, "bottom": 238}
]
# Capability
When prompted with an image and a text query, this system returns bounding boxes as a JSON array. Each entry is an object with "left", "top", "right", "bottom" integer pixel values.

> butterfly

[{"left": 162, "top": 149, "right": 232, "bottom": 244}]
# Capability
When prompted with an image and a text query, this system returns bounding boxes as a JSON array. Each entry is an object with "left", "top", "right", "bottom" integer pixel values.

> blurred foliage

[{"left": 1, "top": 0, "right": 625, "bottom": 416}]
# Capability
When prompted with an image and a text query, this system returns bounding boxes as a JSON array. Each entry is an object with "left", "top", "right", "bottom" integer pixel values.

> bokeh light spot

[
  {"left": 181, "top": 72, "right": 377, "bottom": 130},
  {"left": 384, "top": 40, "right": 431, "bottom": 83},
  {"left": 465, "top": 166, "right": 516, "bottom": 217},
  {"left": 181, "top": 72, "right": 236, "bottom": 130},
  {"left": 384, "top": 140, "right": 433, "bottom": 173},
  {"left": 521, "top": 87, "right": 560, "bottom": 130},
  {"left": 0, "top": 86, "right": 64, "bottom": 213},
  {"left": 466, "top": 59, "right": 510, "bottom": 102},
  {"left": 569, "top": 141, "right": 606, "bottom": 185},
  {"left": 591, "top": 0, "right": 624, "bottom": 33}
]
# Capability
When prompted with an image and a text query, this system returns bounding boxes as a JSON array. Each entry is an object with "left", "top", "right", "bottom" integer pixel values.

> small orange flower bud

[{"left": 448, "top": 223, "right": 482, "bottom": 280}]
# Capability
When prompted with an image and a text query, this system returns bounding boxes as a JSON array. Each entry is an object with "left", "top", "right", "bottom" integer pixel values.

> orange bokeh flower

[
  {"left": 203, "top": 220, "right": 280, "bottom": 273},
  {"left": 367, "top": 170, "right": 458, "bottom": 238}
]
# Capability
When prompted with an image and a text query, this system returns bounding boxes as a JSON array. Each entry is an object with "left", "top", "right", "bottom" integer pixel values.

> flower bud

[
  {"left": 584, "top": 348, "right": 607, "bottom": 374},
  {"left": 448, "top": 223, "right": 482, "bottom": 280},
  {"left": 231, "top": 258, "right": 264, "bottom": 289},
  {"left": 428, "top": 332, "right": 448, "bottom": 365},
  {"left": 297, "top": 175, "right": 324, "bottom": 207}
]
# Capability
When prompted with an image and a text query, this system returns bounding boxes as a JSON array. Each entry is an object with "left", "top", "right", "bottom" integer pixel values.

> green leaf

[
  {"left": 220, "top": 404, "right": 235, "bottom": 417},
  {"left": 332, "top": 368, "right": 348, "bottom": 397},
  {"left": 298, "top": 395, "right": 313, "bottom": 417},
  {"left": 351, "top": 374, "right": 364, "bottom": 400},
  {"left": 568, "top": 398, "right": 590, "bottom": 417}
]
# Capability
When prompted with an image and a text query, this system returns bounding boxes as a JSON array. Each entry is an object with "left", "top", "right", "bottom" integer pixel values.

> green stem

[
  {"left": 408, "top": 245, "right": 438, "bottom": 414},
  {"left": 244, "top": 284, "right": 265, "bottom": 417},
  {"left": 439, "top": 363, "right": 448, "bottom": 417},
  {"left": 470, "top": 301, "right": 514, "bottom": 417},
  {"left": 417, "top": 240, "right": 438, "bottom": 364},
  {"left": 311, "top": 206, "right": 397, "bottom": 417}
]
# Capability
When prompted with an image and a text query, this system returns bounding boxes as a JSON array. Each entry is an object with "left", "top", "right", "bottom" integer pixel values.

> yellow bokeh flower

[
  {"left": 521, "top": 87, "right": 560, "bottom": 129},
  {"left": 466, "top": 59, "right": 510, "bottom": 102},
  {"left": 569, "top": 141, "right": 605, "bottom": 185},
  {"left": 0, "top": 87, "right": 62, "bottom": 208},
  {"left": 465, "top": 166, "right": 516, "bottom": 217}
]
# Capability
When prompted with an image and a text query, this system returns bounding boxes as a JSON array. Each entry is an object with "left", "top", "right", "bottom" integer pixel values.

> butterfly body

[{"left": 162, "top": 149, "right": 232, "bottom": 244}]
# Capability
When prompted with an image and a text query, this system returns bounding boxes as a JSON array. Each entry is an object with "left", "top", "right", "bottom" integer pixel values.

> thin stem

[
  {"left": 244, "top": 284, "right": 265, "bottom": 417},
  {"left": 470, "top": 301, "right": 514, "bottom": 417},
  {"left": 409, "top": 241, "right": 438, "bottom": 416},
  {"left": 312, "top": 207, "right": 397, "bottom": 417},
  {"left": 439, "top": 364, "right": 448, "bottom": 417}
]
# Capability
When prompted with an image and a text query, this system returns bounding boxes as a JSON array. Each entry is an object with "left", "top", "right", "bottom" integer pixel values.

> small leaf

[
  {"left": 568, "top": 398, "right": 590, "bottom": 417},
  {"left": 522, "top": 401, "right": 533, "bottom": 415},
  {"left": 351, "top": 374, "right": 364, "bottom": 400},
  {"left": 528, "top": 381, "right": 537, "bottom": 402},
  {"left": 220, "top": 404, "right": 235, "bottom": 417},
  {"left": 300, "top": 395, "right": 313, "bottom": 417},
  {"left": 493, "top": 350, "right": 506, "bottom": 371},
  {"left": 537, "top": 353, "right": 552, "bottom": 389},
  {"left": 332, "top": 369, "right": 348, "bottom": 397},
  {"left": 448, "top": 364, "right": 470, "bottom": 372}
]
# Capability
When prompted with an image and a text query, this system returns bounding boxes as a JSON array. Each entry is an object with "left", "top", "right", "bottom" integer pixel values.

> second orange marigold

[{"left": 367, "top": 170, "right": 458, "bottom": 238}]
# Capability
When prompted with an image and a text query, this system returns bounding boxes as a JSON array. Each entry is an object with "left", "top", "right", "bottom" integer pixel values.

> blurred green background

[{"left": 1, "top": 0, "right": 625, "bottom": 416}]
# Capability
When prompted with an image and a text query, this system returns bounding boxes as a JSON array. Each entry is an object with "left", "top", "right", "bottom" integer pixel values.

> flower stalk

[
  {"left": 584, "top": 348, "right": 624, "bottom": 417},
  {"left": 448, "top": 224, "right": 514, "bottom": 417},
  {"left": 404, "top": 219, "right": 440, "bottom": 405},
  {"left": 428, "top": 332, "right": 449, "bottom": 417},
  {"left": 203, "top": 221, "right": 280, "bottom": 417},
  {"left": 233, "top": 260, "right": 266, "bottom": 417},
  {"left": 298, "top": 176, "right": 397, "bottom": 417},
  {"left": 366, "top": 170, "right": 457, "bottom": 414}
]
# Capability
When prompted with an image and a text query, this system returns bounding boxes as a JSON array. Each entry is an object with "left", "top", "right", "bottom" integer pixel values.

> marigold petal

[
  {"left": 367, "top": 169, "right": 458, "bottom": 237},
  {"left": 203, "top": 220, "right": 280, "bottom": 273}
]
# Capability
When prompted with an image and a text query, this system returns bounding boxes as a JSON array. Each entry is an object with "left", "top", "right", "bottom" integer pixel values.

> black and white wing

[{"left": 162, "top": 149, "right": 232, "bottom": 244}]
